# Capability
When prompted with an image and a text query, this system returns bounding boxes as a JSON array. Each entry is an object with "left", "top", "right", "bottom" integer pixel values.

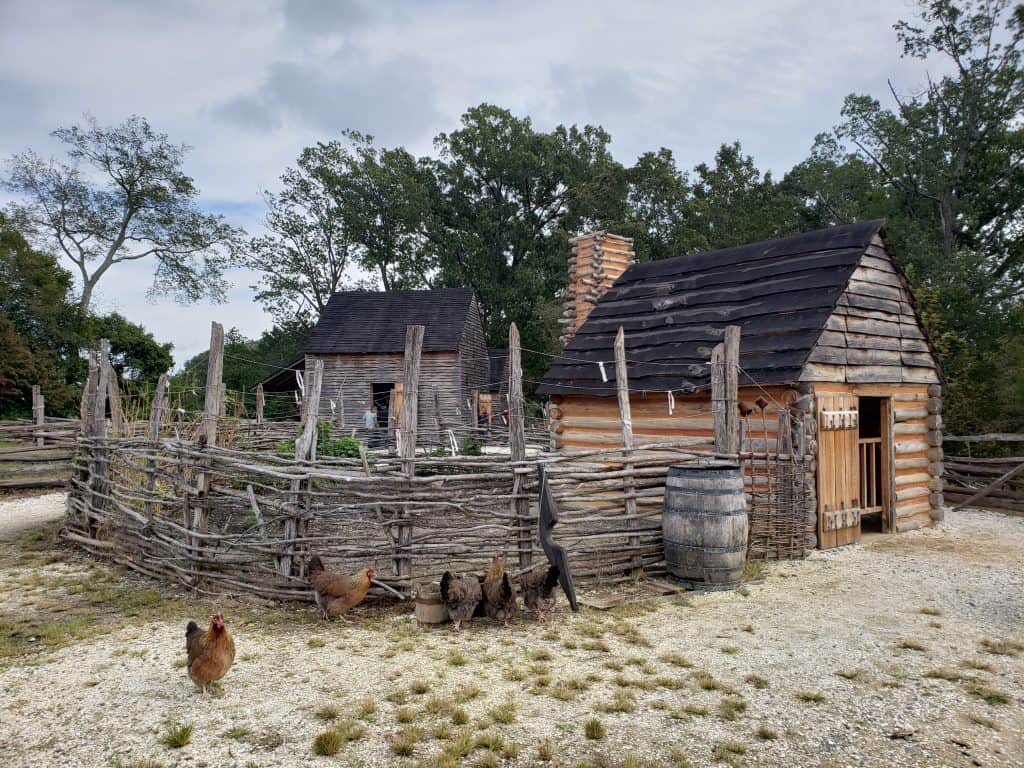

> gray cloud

[{"left": 281, "top": 0, "right": 375, "bottom": 37}]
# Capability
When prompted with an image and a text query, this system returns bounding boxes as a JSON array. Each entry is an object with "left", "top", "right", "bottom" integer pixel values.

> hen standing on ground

[
  {"left": 519, "top": 564, "right": 560, "bottom": 622},
  {"left": 482, "top": 554, "right": 517, "bottom": 628},
  {"left": 185, "top": 613, "right": 235, "bottom": 696},
  {"left": 306, "top": 556, "right": 375, "bottom": 620},
  {"left": 440, "top": 571, "right": 482, "bottom": 632}
]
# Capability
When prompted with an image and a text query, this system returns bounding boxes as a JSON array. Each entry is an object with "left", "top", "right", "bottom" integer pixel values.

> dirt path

[
  {"left": 0, "top": 493, "right": 66, "bottom": 540},
  {"left": 0, "top": 499, "right": 1022, "bottom": 768}
]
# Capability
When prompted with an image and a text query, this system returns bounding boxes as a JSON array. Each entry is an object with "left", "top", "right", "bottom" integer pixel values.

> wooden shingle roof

[
  {"left": 306, "top": 288, "right": 476, "bottom": 355},
  {"left": 537, "top": 221, "right": 888, "bottom": 396}
]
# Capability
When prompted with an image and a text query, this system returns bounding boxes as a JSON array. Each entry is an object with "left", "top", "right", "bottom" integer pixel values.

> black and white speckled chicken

[
  {"left": 482, "top": 554, "right": 517, "bottom": 628},
  {"left": 519, "top": 564, "right": 560, "bottom": 622},
  {"left": 440, "top": 571, "right": 482, "bottom": 632}
]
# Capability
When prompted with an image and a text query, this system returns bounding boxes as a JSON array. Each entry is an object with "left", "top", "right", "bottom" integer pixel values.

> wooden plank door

[{"left": 817, "top": 393, "right": 861, "bottom": 548}]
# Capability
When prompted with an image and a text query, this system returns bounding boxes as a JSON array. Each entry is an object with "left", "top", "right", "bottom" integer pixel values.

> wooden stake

[
  {"left": 143, "top": 372, "right": 169, "bottom": 523},
  {"left": 614, "top": 326, "right": 641, "bottom": 575},
  {"left": 282, "top": 358, "right": 323, "bottom": 580},
  {"left": 723, "top": 325, "right": 741, "bottom": 455},
  {"left": 106, "top": 361, "right": 124, "bottom": 437},
  {"left": 397, "top": 325, "right": 424, "bottom": 580},
  {"left": 400, "top": 325, "right": 424, "bottom": 479},
  {"left": 508, "top": 323, "right": 532, "bottom": 569},
  {"left": 711, "top": 344, "right": 726, "bottom": 453},
  {"left": 79, "top": 352, "right": 99, "bottom": 432},
  {"left": 255, "top": 383, "right": 265, "bottom": 425},
  {"left": 201, "top": 322, "right": 224, "bottom": 449},
  {"left": 32, "top": 385, "right": 44, "bottom": 447}
]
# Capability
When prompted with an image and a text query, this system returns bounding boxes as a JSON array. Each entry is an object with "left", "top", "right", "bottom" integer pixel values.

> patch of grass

[
  {"left": 962, "top": 658, "right": 995, "bottom": 672},
  {"left": 390, "top": 725, "right": 423, "bottom": 757},
  {"left": 835, "top": 668, "right": 864, "bottom": 681},
  {"left": 394, "top": 706, "right": 418, "bottom": 724},
  {"left": 755, "top": 725, "right": 778, "bottom": 740},
  {"left": 712, "top": 741, "right": 747, "bottom": 762},
  {"left": 312, "top": 729, "right": 345, "bottom": 756},
  {"left": 744, "top": 673, "right": 769, "bottom": 689},
  {"left": 721, "top": 645, "right": 740, "bottom": 655},
  {"left": 693, "top": 671, "right": 735, "bottom": 694},
  {"left": 967, "top": 713, "right": 998, "bottom": 729},
  {"left": 718, "top": 697, "right": 747, "bottom": 721},
  {"left": 447, "top": 650, "right": 469, "bottom": 667},
  {"left": 385, "top": 688, "right": 408, "bottom": 705},
  {"left": 980, "top": 638, "right": 1023, "bottom": 656},
  {"left": 410, "top": 679, "right": 431, "bottom": 695},
  {"left": 603, "top": 659, "right": 624, "bottom": 672},
  {"left": 545, "top": 681, "right": 577, "bottom": 701},
  {"left": 110, "top": 761, "right": 165, "bottom": 768},
  {"left": 425, "top": 695, "right": 452, "bottom": 715},
  {"left": 171, "top": 658, "right": 187, "bottom": 669},
  {"left": 442, "top": 729, "right": 476, "bottom": 759},
  {"left": 307, "top": 636, "right": 326, "bottom": 648},
  {"left": 355, "top": 696, "right": 377, "bottom": 719},
  {"left": 659, "top": 652, "right": 694, "bottom": 668},
  {"left": 742, "top": 560, "right": 765, "bottom": 581},
  {"left": 965, "top": 683, "right": 1011, "bottom": 705},
  {"left": 451, "top": 707, "right": 469, "bottom": 726},
  {"left": 433, "top": 721, "right": 452, "bottom": 741},
  {"left": 736, "top": 586, "right": 751, "bottom": 597},
  {"left": 610, "top": 622, "right": 652, "bottom": 648},
  {"left": 795, "top": 691, "right": 825, "bottom": 704},
  {"left": 919, "top": 606, "right": 942, "bottom": 616},
  {"left": 596, "top": 689, "right": 637, "bottom": 714},
  {"left": 675, "top": 703, "right": 709, "bottom": 718},
  {"left": 741, "top": 624, "right": 755, "bottom": 633},
  {"left": 584, "top": 718, "right": 606, "bottom": 740},
  {"left": 159, "top": 722, "right": 193, "bottom": 749},
  {"left": 924, "top": 668, "right": 965, "bottom": 682},
  {"left": 530, "top": 648, "right": 553, "bottom": 661},
  {"left": 314, "top": 703, "right": 341, "bottom": 722},
  {"left": 474, "top": 750, "right": 499, "bottom": 768},
  {"left": 536, "top": 737, "right": 555, "bottom": 762},
  {"left": 928, "top": 620, "right": 943, "bottom": 629},
  {"left": 581, "top": 638, "right": 611, "bottom": 652},
  {"left": 561, "top": 638, "right": 579, "bottom": 650},
  {"left": 504, "top": 667, "right": 527, "bottom": 682},
  {"left": 669, "top": 747, "right": 693, "bottom": 768},
  {"left": 897, "top": 639, "right": 927, "bottom": 652},
  {"left": 222, "top": 725, "right": 251, "bottom": 740},
  {"left": 453, "top": 683, "right": 482, "bottom": 702},
  {"left": 489, "top": 701, "right": 516, "bottom": 724}
]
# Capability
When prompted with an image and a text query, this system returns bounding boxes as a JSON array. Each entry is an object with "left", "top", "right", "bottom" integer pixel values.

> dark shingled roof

[
  {"left": 537, "top": 220, "right": 886, "bottom": 396},
  {"left": 306, "top": 288, "right": 476, "bottom": 354}
]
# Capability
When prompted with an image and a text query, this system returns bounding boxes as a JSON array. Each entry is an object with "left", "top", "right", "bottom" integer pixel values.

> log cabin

[
  {"left": 262, "top": 288, "right": 489, "bottom": 439},
  {"left": 537, "top": 222, "right": 945, "bottom": 549}
]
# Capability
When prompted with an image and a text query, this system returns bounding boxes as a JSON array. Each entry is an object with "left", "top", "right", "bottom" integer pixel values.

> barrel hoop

[
  {"left": 664, "top": 506, "right": 747, "bottom": 517},
  {"left": 664, "top": 485, "right": 744, "bottom": 496},
  {"left": 663, "top": 538, "right": 747, "bottom": 554}
]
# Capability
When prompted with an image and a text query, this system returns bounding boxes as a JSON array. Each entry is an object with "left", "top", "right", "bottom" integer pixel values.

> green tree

[
  {"left": 828, "top": 0, "right": 1024, "bottom": 431},
  {"left": 429, "top": 104, "right": 625, "bottom": 375},
  {"left": 4, "top": 115, "right": 244, "bottom": 313},
  {"left": 245, "top": 146, "right": 358, "bottom": 322}
]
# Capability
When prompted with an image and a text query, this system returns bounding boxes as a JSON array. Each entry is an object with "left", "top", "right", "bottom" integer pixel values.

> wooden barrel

[
  {"left": 663, "top": 463, "right": 747, "bottom": 591},
  {"left": 414, "top": 583, "right": 449, "bottom": 625}
]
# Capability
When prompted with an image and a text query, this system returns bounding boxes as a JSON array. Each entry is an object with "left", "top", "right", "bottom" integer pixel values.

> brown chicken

[
  {"left": 306, "top": 556, "right": 375, "bottom": 620},
  {"left": 185, "top": 613, "right": 235, "bottom": 696},
  {"left": 519, "top": 564, "right": 561, "bottom": 622},
  {"left": 482, "top": 554, "right": 517, "bottom": 628},
  {"left": 440, "top": 571, "right": 482, "bottom": 632}
]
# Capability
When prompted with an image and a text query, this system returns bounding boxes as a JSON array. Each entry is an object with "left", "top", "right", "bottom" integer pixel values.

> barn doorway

[
  {"left": 371, "top": 383, "right": 395, "bottom": 427},
  {"left": 857, "top": 396, "right": 893, "bottom": 533}
]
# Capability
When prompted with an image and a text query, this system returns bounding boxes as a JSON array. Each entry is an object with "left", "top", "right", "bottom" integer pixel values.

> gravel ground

[
  {"left": 0, "top": 492, "right": 66, "bottom": 540},
  {"left": 0, "top": 497, "right": 1022, "bottom": 768}
]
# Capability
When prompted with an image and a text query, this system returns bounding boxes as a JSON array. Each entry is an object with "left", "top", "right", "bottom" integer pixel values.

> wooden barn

[
  {"left": 537, "top": 222, "right": 945, "bottom": 549},
  {"left": 264, "top": 288, "right": 489, "bottom": 437},
  {"left": 478, "top": 348, "right": 509, "bottom": 427}
]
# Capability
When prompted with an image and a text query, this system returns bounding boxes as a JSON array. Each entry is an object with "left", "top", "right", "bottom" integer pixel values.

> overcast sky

[{"left": 0, "top": 0, "right": 932, "bottom": 365}]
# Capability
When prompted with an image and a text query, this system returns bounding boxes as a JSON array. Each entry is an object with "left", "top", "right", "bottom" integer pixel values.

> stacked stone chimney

[{"left": 559, "top": 231, "right": 635, "bottom": 346}]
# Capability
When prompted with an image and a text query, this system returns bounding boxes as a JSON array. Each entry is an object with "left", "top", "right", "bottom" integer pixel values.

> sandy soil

[
  {"left": 0, "top": 493, "right": 67, "bottom": 541},
  {"left": 0, "top": 497, "right": 1021, "bottom": 768}
]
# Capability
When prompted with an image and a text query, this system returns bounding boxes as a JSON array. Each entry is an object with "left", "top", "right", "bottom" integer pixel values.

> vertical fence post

[
  {"left": 334, "top": 379, "right": 345, "bottom": 430},
  {"left": 143, "top": 372, "right": 169, "bottom": 525},
  {"left": 614, "top": 327, "right": 641, "bottom": 576},
  {"left": 282, "top": 358, "right": 322, "bottom": 579},
  {"left": 32, "top": 385, "right": 44, "bottom": 447},
  {"left": 106, "top": 361, "right": 124, "bottom": 437},
  {"left": 255, "top": 383, "right": 265, "bottom": 425},
  {"left": 723, "top": 325, "right": 741, "bottom": 455},
  {"left": 80, "top": 352, "right": 98, "bottom": 429},
  {"left": 712, "top": 345, "right": 726, "bottom": 453},
  {"left": 191, "top": 322, "right": 224, "bottom": 589},
  {"left": 396, "top": 325, "right": 424, "bottom": 581},
  {"left": 508, "top": 323, "right": 531, "bottom": 570},
  {"left": 87, "top": 340, "right": 111, "bottom": 535}
]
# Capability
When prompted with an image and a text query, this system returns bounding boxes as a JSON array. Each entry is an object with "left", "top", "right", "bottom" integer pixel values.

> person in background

[{"left": 363, "top": 404, "right": 378, "bottom": 447}]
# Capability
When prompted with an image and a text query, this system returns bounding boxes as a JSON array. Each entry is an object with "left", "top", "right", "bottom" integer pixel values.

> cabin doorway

[
  {"left": 857, "top": 396, "right": 893, "bottom": 533},
  {"left": 371, "top": 383, "right": 395, "bottom": 427}
]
